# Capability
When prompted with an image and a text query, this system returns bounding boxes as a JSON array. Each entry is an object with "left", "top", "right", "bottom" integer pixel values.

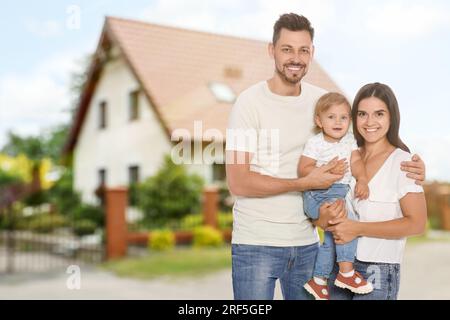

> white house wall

[{"left": 74, "top": 54, "right": 173, "bottom": 203}]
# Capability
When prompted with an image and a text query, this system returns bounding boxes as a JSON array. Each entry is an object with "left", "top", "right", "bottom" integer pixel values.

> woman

[{"left": 327, "top": 82, "right": 427, "bottom": 300}]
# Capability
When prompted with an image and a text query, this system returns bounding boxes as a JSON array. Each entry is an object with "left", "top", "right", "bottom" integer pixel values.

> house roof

[{"left": 64, "top": 16, "right": 342, "bottom": 153}]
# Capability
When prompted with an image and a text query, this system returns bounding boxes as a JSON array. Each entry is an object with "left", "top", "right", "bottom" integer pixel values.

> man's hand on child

[
  {"left": 329, "top": 158, "right": 348, "bottom": 175},
  {"left": 306, "top": 159, "right": 344, "bottom": 190},
  {"left": 355, "top": 180, "right": 369, "bottom": 200}
]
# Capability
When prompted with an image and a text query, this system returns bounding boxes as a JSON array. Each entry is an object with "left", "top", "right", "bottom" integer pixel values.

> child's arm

[
  {"left": 350, "top": 150, "right": 369, "bottom": 199},
  {"left": 298, "top": 156, "right": 347, "bottom": 178},
  {"left": 298, "top": 155, "right": 317, "bottom": 178}
]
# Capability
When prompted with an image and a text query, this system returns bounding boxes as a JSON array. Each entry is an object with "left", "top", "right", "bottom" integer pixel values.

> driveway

[{"left": 1, "top": 240, "right": 449, "bottom": 300}]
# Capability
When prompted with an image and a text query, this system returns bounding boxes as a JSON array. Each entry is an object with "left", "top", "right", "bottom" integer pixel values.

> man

[{"left": 225, "top": 13, "right": 425, "bottom": 300}]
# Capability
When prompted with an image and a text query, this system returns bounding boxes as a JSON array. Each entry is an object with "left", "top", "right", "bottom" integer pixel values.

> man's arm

[
  {"left": 401, "top": 154, "right": 426, "bottom": 185},
  {"left": 298, "top": 156, "right": 348, "bottom": 178},
  {"left": 226, "top": 151, "right": 344, "bottom": 197}
]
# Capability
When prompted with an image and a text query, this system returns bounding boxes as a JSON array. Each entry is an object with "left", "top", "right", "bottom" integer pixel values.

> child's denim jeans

[{"left": 303, "top": 183, "right": 358, "bottom": 279}]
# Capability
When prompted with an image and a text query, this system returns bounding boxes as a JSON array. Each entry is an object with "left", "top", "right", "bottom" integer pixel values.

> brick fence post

[
  {"left": 203, "top": 186, "right": 219, "bottom": 228},
  {"left": 439, "top": 193, "right": 450, "bottom": 231},
  {"left": 105, "top": 187, "right": 128, "bottom": 259}
]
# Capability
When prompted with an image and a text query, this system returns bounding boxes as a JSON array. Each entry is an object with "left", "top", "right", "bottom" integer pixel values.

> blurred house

[{"left": 63, "top": 16, "right": 341, "bottom": 203}]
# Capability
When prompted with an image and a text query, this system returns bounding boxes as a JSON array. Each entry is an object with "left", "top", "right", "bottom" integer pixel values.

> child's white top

[
  {"left": 302, "top": 132, "right": 358, "bottom": 184},
  {"left": 350, "top": 148, "right": 424, "bottom": 264}
]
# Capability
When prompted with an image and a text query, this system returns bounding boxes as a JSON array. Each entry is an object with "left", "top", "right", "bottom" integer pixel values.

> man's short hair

[{"left": 273, "top": 13, "right": 314, "bottom": 44}]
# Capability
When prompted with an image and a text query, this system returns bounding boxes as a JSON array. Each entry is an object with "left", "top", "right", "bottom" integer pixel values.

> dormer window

[{"left": 208, "top": 82, "right": 236, "bottom": 103}]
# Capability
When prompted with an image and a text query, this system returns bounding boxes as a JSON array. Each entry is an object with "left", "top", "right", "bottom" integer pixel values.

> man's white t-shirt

[
  {"left": 302, "top": 132, "right": 358, "bottom": 184},
  {"left": 226, "top": 80, "right": 327, "bottom": 246},
  {"left": 351, "top": 148, "right": 424, "bottom": 264}
]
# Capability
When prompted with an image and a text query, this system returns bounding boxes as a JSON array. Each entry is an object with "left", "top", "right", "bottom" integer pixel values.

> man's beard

[{"left": 275, "top": 63, "right": 307, "bottom": 84}]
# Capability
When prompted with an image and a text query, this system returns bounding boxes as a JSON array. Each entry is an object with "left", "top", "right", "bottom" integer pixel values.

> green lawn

[
  {"left": 101, "top": 246, "right": 231, "bottom": 280},
  {"left": 407, "top": 230, "right": 450, "bottom": 245}
]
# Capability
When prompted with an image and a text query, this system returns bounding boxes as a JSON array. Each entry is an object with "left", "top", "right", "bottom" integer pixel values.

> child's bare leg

[{"left": 338, "top": 261, "right": 354, "bottom": 273}]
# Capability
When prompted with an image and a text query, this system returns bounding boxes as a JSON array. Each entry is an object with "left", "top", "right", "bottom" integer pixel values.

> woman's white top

[{"left": 350, "top": 148, "right": 424, "bottom": 264}]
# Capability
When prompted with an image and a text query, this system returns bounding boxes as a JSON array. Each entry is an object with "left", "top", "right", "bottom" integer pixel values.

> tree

[{"left": 1, "top": 132, "right": 47, "bottom": 162}]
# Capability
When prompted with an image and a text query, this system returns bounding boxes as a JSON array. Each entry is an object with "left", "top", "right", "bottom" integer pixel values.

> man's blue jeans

[
  {"left": 303, "top": 183, "right": 358, "bottom": 279},
  {"left": 232, "top": 243, "right": 319, "bottom": 300}
]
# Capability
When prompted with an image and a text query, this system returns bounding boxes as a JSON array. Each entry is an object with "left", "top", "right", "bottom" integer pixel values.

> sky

[{"left": 0, "top": 0, "right": 449, "bottom": 181}]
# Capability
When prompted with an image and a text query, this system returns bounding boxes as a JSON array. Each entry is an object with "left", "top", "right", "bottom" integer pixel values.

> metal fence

[{"left": 0, "top": 205, "right": 105, "bottom": 274}]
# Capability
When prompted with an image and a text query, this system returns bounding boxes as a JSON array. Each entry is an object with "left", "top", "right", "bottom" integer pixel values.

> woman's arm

[{"left": 327, "top": 192, "right": 427, "bottom": 244}]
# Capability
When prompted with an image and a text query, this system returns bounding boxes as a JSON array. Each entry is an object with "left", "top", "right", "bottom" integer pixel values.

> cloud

[{"left": 0, "top": 52, "right": 81, "bottom": 147}]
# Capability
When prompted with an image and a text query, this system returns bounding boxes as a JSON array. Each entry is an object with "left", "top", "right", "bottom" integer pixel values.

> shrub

[
  {"left": 218, "top": 211, "right": 233, "bottom": 230},
  {"left": 137, "top": 155, "right": 204, "bottom": 226},
  {"left": 318, "top": 227, "right": 325, "bottom": 243},
  {"left": 28, "top": 213, "right": 67, "bottom": 233},
  {"left": 73, "top": 219, "right": 97, "bottom": 236},
  {"left": 218, "top": 183, "right": 235, "bottom": 212},
  {"left": 73, "top": 204, "right": 104, "bottom": 227},
  {"left": 180, "top": 213, "right": 203, "bottom": 230},
  {"left": 193, "top": 226, "right": 223, "bottom": 248},
  {"left": 0, "top": 168, "right": 24, "bottom": 187},
  {"left": 148, "top": 229, "right": 175, "bottom": 251},
  {"left": 47, "top": 167, "right": 82, "bottom": 217}
]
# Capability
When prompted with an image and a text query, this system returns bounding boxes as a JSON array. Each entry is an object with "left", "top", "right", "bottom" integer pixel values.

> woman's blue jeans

[{"left": 329, "top": 260, "right": 401, "bottom": 300}]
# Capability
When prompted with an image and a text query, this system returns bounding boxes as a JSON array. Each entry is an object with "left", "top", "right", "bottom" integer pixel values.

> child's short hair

[{"left": 314, "top": 92, "right": 351, "bottom": 133}]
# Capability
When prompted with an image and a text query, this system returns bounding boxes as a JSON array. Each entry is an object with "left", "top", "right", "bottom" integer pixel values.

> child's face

[{"left": 315, "top": 103, "right": 351, "bottom": 141}]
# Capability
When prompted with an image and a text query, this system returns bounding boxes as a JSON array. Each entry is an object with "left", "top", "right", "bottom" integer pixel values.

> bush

[
  {"left": 218, "top": 211, "right": 233, "bottom": 230},
  {"left": 318, "top": 227, "right": 325, "bottom": 243},
  {"left": 73, "top": 204, "right": 104, "bottom": 227},
  {"left": 47, "top": 167, "right": 82, "bottom": 216},
  {"left": 218, "top": 183, "right": 235, "bottom": 212},
  {"left": 28, "top": 214, "right": 67, "bottom": 233},
  {"left": 0, "top": 168, "right": 24, "bottom": 187},
  {"left": 193, "top": 226, "right": 223, "bottom": 248},
  {"left": 180, "top": 213, "right": 203, "bottom": 230},
  {"left": 73, "top": 219, "right": 97, "bottom": 236},
  {"left": 137, "top": 155, "right": 204, "bottom": 226},
  {"left": 149, "top": 230, "right": 175, "bottom": 251}
]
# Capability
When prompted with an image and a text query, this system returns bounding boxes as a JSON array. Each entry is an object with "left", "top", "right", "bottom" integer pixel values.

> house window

[
  {"left": 128, "top": 166, "right": 140, "bottom": 206},
  {"left": 212, "top": 163, "right": 226, "bottom": 182},
  {"left": 208, "top": 82, "right": 236, "bottom": 103},
  {"left": 129, "top": 90, "right": 140, "bottom": 121},
  {"left": 98, "top": 169, "right": 107, "bottom": 186},
  {"left": 99, "top": 101, "right": 107, "bottom": 129},
  {"left": 128, "top": 165, "right": 140, "bottom": 185}
]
